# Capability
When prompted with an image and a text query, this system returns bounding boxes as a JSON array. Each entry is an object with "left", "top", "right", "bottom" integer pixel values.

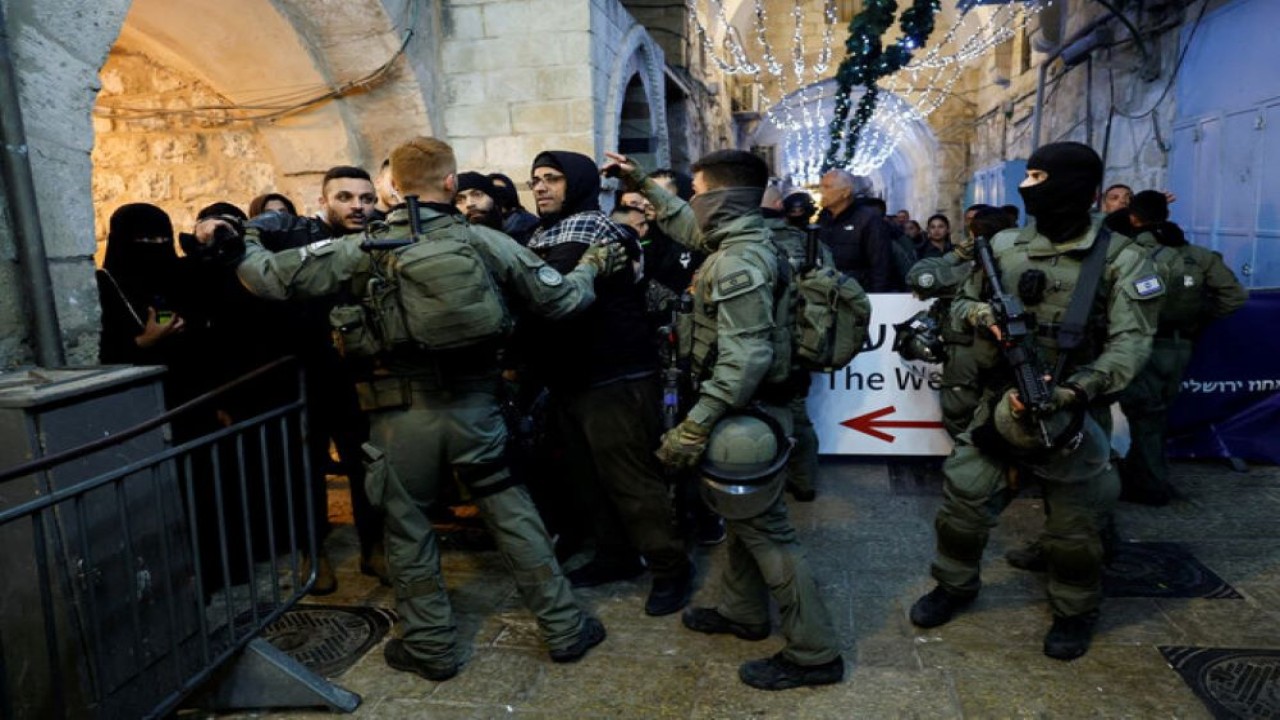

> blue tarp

[{"left": 1166, "top": 289, "right": 1280, "bottom": 464}]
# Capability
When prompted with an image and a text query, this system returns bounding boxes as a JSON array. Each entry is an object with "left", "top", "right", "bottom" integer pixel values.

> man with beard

[
  {"left": 519, "top": 150, "right": 695, "bottom": 617},
  {"left": 909, "top": 142, "right": 1164, "bottom": 660},
  {"left": 240, "top": 165, "right": 387, "bottom": 590},
  {"left": 454, "top": 172, "right": 506, "bottom": 231}
]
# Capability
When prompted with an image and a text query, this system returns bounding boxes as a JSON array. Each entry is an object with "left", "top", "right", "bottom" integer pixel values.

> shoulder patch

[
  {"left": 298, "top": 238, "right": 333, "bottom": 260},
  {"left": 536, "top": 265, "right": 564, "bottom": 287},
  {"left": 918, "top": 272, "right": 936, "bottom": 289},
  {"left": 1134, "top": 275, "right": 1164, "bottom": 297},
  {"left": 718, "top": 269, "right": 753, "bottom": 295}
]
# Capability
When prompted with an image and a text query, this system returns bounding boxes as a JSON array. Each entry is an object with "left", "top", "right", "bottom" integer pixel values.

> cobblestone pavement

[{"left": 215, "top": 458, "right": 1280, "bottom": 718}]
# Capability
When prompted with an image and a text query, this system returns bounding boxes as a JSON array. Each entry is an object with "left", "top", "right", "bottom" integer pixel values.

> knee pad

[{"left": 935, "top": 511, "right": 987, "bottom": 564}]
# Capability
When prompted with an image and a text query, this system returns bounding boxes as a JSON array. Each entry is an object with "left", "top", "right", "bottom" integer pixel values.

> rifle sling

[{"left": 1052, "top": 227, "right": 1111, "bottom": 382}]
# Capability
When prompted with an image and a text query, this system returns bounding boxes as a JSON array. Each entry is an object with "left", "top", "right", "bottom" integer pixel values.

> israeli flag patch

[{"left": 1134, "top": 275, "right": 1163, "bottom": 297}]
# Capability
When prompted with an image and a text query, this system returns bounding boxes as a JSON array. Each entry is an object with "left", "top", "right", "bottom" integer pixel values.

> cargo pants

[{"left": 363, "top": 382, "right": 586, "bottom": 671}]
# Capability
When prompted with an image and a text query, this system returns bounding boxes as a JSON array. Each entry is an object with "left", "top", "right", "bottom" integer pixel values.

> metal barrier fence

[{"left": 0, "top": 357, "right": 357, "bottom": 718}]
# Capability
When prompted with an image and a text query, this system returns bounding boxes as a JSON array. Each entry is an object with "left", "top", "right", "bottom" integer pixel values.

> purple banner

[{"left": 1167, "top": 289, "right": 1280, "bottom": 463}]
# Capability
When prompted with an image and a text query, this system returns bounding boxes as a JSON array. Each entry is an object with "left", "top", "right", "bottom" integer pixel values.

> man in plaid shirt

[{"left": 514, "top": 150, "right": 695, "bottom": 618}]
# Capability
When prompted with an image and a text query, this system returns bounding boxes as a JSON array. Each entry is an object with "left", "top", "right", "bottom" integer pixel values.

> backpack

[
  {"left": 334, "top": 211, "right": 511, "bottom": 357},
  {"left": 1151, "top": 243, "right": 1208, "bottom": 331},
  {"left": 772, "top": 226, "right": 873, "bottom": 373}
]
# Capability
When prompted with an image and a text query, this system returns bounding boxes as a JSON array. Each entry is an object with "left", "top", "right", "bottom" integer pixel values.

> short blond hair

[{"left": 390, "top": 137, "right": 456, "bottom": 193}]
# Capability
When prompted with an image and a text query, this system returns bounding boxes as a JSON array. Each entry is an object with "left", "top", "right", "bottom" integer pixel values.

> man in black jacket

[
  {"left": 519, "top": 150, "right": 694, "bottom": 617},
  {"left": 816, "top": 170, "right": 895, "bottom": 292}
]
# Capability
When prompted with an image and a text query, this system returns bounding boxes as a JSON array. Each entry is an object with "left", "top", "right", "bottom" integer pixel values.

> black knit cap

[{"left": 456, "top": 171, "right": 498, "bottom": 199}]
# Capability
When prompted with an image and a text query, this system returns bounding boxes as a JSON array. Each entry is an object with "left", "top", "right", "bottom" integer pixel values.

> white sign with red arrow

[{"left": 805, "top": 293, "right": 954, "bottom": 456}]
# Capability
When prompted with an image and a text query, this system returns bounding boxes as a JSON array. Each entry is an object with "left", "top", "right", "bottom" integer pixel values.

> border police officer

[{"left": 908, "top": 142, "right": 1164, "bottom": 660}]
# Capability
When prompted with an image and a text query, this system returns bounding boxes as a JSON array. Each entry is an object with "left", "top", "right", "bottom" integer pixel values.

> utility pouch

[
  {"left": 355, "top": 376, "right": 413, "bottom": 413},
  {"left": 366, "top": 275, "right": 411, "bottom": 350},
  {"left": 329, "top": 304, "right": 382, "bottom": 358},
  {"left": 360, "top": 442, "right": 391, "bottom": 509}
]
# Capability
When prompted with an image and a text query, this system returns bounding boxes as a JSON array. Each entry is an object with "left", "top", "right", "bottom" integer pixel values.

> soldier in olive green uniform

[
  {"left": 1115, "top": 191, "right": 1247, "bottom": 504},
  {"left": 909, "top": 143, "right": 1164, "bottom": 661},
  {"left": 904, "top": 207, "right": 1011, "bottom": 438},
  {"left": 604, "top": 151, "right": 843, "bottom": 690},
  {"left": 761, "top": 186, "right": 837, "bottom": 501},
  {"left": 217, "top": 137, "right": 623, "bottom": 681}
]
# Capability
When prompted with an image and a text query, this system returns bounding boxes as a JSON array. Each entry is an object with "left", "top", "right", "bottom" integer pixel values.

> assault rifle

[
  {"left": 803, "top": 223, "right": 822, "bottom": 273},
  {"left": 658, "top": 292, "right": 693, "bottom": 431},
  {"left": 973, "top": 234, "right": 1055, "bottom": 448},
  {"left": 359, "top": 195, "right": 421, "bottom": 251}
]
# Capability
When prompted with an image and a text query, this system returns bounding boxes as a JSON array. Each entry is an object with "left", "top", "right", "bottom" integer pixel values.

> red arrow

[{"left": 840, "top": 406, "right": 945, "bottom": 443}]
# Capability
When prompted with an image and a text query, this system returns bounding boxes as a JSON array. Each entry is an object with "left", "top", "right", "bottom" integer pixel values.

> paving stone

[{"left": 235, "top": 460, "right": 1280, "bottom": 718}]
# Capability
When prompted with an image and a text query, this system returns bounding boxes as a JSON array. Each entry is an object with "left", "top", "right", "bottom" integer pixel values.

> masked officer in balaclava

[{"left": 907, "top": 142, "right": 1164, "bottom": 661}]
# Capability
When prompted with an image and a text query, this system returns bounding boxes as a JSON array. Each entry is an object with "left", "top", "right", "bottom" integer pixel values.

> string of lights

[{"left": 687, "top": 0, "right": 1048, "bottom": 180}]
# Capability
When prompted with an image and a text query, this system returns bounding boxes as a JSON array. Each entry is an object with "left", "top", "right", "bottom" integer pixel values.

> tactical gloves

[
  {"left": 577, "top": 242, "right": 628, "bottom": 276},
  {"left": 966, "top": 302, "right": 996, "bottom": 330},
  {"left": 953, "top": 237, "right": 975, "bottom": 261},
  {"left": 1051, "top": 383, "right": 1089, "bottom": 411},
  {"left": 655, "top": 417, "right": 712, "bottom": 470}
]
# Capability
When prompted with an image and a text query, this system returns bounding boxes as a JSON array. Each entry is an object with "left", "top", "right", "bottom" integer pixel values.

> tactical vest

[
  {"left": 989, "top": 226, "right": 1125, "bottom": 377},
  {"left": 330, "top": 210, "right": 511, "bottom": 358},
  {"left": 683, "top": 239, "right": 792, "bottom": 386}
]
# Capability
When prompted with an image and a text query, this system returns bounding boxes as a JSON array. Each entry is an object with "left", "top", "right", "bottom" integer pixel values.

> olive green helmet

[
  {"left": 991, "top": 390, "right": 1110, "bottom": 481},
  {"left": 699, "top": 408, "right": 793, "bottom": 520}
]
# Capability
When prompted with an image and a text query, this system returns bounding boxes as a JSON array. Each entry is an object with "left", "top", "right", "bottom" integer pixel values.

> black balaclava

[
  {"left": 103, "top": 203, "right": 179, "bottom": 308},
  {"left": 1019, "top": 141, "right": 1103, "bottom": 244},
  {"left": 487, "top": 172, "right": 523, "bottom": 214},
  {"left": 531, "top": 151, "right": 600, "bottom": 227}
]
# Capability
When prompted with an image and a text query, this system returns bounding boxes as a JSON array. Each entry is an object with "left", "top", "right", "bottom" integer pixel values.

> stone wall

[
  {"left": 92, "top": 46, "right": 279, "bottom": 251},
  {"left": 965, "top": 0, "right": 1185, "bottom": 196},
  {"left": 440, "top": 0, "right": 598, "bottom": 192},
  {"left": 0, "top": 0, "right": 133, "bottom": 366}
]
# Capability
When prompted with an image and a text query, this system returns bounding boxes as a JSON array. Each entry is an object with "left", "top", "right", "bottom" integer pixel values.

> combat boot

[
  {"left": 738, "top": 653, "right": 844, "bottom": 691},
  {"left": 383, "top": 639, "right": 458, "bottom": 682},
  {"left": 1043, "top": 612, "right": 1098, "bottom": 660},
  {"left": 645, "top": 560, "right": 695, "bottom": 617},
  {"left": 1005, "top": 540, "right": 1047, "bottom": 572},
  {"left": 549, "top": 617, "right": 606, "bottom": 663},
  {"left": 681, "top": 607, "right": 770, "bottom": 641},
  {"left": 909, "top": 586, "right": 974, "bottom": 628}
]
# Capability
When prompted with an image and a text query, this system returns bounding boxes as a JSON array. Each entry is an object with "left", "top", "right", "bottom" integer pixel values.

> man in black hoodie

[{"left": 521, "top": 150, "right": 695, "bottom": 617}]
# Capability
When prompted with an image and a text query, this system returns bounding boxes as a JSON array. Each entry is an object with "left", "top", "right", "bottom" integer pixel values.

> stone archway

[
  {"left": 749, "top": 79, "right": 940, "bottom": 216},
  {"left": 601, "top": 23, "right": 670, "bottom": 172},
  {"left": 92, "top": 0, "right": 435, "bottom": 245}
]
